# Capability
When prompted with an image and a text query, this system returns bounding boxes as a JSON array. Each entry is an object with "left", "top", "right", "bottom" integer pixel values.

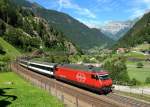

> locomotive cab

[{"left": 91, "top": 73, "right": 112, "bottom": 93}]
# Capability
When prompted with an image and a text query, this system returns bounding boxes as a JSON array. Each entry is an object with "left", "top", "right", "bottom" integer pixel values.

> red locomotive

[
  {"left": 19, "top": 60, "right": 112, "bottom": 94},
  {"left": 55, "top": 64, "right": 112, "bottom": 94}
]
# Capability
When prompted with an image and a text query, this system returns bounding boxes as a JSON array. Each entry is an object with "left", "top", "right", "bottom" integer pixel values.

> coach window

[{"left": 49, "top": 68, "right": 53, "bottom": 71}]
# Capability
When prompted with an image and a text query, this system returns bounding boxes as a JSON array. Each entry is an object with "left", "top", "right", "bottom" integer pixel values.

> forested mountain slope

[
  {"left": 115, "top": 12, "right": 150, "bottom": 48},
  {"left": 0, "top": 0, "right": 78, "bottom": 54},
  {"left": 11, "top": 0, "right": 114, "bottom": 49}
]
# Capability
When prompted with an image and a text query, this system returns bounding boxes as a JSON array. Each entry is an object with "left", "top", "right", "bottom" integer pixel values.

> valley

[
  {"left": 0, "top": 0, "right": 149, "bottom": 87},
  {"left": 0, "top": 0, "right": 150, "bottom": 106}
]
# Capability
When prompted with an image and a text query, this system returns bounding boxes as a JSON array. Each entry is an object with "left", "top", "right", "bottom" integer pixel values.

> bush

[
  {"left": 0, "top": 20, "right": 6, "bottom": 35},
  {"left": 0, "top": 61, "right": 6, "bottom": 71},
  {"left": 0, "top": 61, "right": 9, "bottom": 72},
  {"left": 103, "top": 57, "right": 129, "bottom": 83},
  {"left": 2, "top": 55, "right": 11, "bottom": 62},
  {"left": 0, "top": 55, "right": 11, "bottom": 72},
  {"left": 136, "top": 62, "right": 144, "bottom": 68},
  {"left": 130, "top": 78, "right": 140, "bottom": 86},
  {"left": 145, "top": 77, "right": 150, "bottom": 84},
  {"left": 3, "top": 28, "right": 40, "bottom": 51},
  {"left": 26, "top": 45, "right": 32, "bottom": 52},
  {"left": 46, "top": 55, "right": 69, "bottom": 63},
  {"left": 0, "top": 45, "right": 6, "bottom": 55}
]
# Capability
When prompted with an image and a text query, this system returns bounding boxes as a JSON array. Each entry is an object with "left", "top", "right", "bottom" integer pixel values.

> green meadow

[
  {"left": 0, "top": 72, "right": 63, "bottom": 107},
  {"left": 127, "top": 62, "right": 150, "bottom": 83}
]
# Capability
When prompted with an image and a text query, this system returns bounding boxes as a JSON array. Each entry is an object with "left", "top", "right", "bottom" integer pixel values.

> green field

[
  {"left": 0, "top": 37, "right": 20, "bottom": 59},
  {"left": 132, "top": 43, "right": 150, "bottom": 51},
  {"left": 125, "top": 52, "right": 149, "bottom": 59},
  {"left": 0, "top": 72, "right": 63, "bottom": 107},
  {"left": 127, "top": 62, "right": 150, "bottom": 83}
]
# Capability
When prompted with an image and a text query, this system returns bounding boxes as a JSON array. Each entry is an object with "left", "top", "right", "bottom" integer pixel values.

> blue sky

[{"left": 29, "top": 0, "right": 150, "bottom": 28}]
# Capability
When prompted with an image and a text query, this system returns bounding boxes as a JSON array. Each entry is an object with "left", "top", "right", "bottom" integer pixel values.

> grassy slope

[
  {"left": 127, "top": 62, "right": 150, "bottom": 83},
  {"left": 125, "top": 52, "right": 149, "bottom": 59},
  {"left": 0, "top": 37, "right": 20, "bottom": 59},
  {"left": 133, "top": 43, "right": 150, "bottom": 51},
  {"left": 0, "top": 72, "right": 63, "bottom": 107},
  {"left": 123, "top": 52, "right": 150, "bottom": 83},
  {"left": 113, "top": 52, "right": 150, "bottom": 84}
]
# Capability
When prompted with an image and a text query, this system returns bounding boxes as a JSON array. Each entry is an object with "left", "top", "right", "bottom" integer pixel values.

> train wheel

[{"left": 99, "top": 91, "right": 104, "bottom": 95}]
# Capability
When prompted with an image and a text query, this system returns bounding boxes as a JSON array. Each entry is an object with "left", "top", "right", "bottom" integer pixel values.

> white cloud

[
  {"left": 130, "top": 9, "right": 145, "bottom": 19},
  {"left": 143, "top": 0, "right": 150, "bottom": 3},
  {"left": 57, "top": 0, "right": 96, "bottom": 19},
  {"left": 134, "top": 0, "right": 150, "bottom": 8},
  {"left": 76, "top": 18, "right": 103, "bottom": 28},
  {"left": 76, "top": 8, "right": 96, "bottom": 19},
  {"left": 127, "top": 0, "right": 150, "bottom": 19},
  {"left": 143, "top": 0, "right": 150, "bottom": 8},
  {"left": 58, "top": 0, "right": 72, "bottom": 11}
]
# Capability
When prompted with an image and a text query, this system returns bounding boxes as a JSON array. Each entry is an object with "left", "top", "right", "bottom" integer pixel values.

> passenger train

[{"left": 19, "top": 59, "right": 113, "bottom": 94}]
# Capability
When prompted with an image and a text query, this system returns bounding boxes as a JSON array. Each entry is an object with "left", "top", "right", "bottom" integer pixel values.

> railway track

[
  {"left": 107, "top": 93, "right": 150, "bottom": 107},
  {"left": 11, "top": 63, "right": 150, "bottom": 107}
]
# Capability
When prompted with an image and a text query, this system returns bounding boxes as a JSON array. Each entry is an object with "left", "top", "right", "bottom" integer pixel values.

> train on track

[{"left": 19, "top": 59, "right": 112, "bottom": 94}]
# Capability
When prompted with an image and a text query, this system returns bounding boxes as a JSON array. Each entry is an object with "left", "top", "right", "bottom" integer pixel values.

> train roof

[
  {"left": 20, "top": 59, "right": 57, "bottom": 67},
  {"left": 59, "top": 64, "right": 105, "bottom": 72},
  {"left": 30, "top": 61, "right": 57, "bottom": 66}
]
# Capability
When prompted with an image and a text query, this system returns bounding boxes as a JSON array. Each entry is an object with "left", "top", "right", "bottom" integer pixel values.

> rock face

[
  {"left": 115, "top": 12, "right": 150, "bottom": 48},
  {"left": 101, "top": 21, "right": 135, "bottom": 40}
]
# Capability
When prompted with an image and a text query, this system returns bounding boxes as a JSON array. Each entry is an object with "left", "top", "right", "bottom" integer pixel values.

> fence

[{"left": 114, "top": 85, "right": 150, "bottom": 96}]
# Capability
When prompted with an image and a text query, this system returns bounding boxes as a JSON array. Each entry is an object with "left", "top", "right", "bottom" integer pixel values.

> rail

[{"left": 11, "top": 62, "right": 150, "bottom": 107}]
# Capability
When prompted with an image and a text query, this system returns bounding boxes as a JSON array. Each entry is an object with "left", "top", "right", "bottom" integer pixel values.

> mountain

[
  {"left": 0, "top": 0, "right": 78, "bottom": 54},
  {"left": 114, "top": 27, "right": 131, "bottom": 40},
  {"left": 114, "top": 12, "right": 150, "bottom": 48},
  {"left": 10, "top": 0, "right": 114, "bottom": 49},
  {"left": 101, "top": 21, "right": 135, "bottom": 40}
]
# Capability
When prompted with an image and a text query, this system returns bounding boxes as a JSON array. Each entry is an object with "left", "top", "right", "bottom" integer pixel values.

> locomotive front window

[
  {"left": 98, "top": 74, "right": 110, "bottom": 80},
  {"left": 91, "top": 74, "right": 110, "bottom": 80}
]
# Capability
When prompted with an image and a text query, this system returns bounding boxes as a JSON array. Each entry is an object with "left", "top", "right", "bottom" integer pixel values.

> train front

[
  {"left": 97, "top": 71, "right": 112, "bottom": 94},
  {"left": 90, "top": 65, "right": 112, "bottom": 94}
]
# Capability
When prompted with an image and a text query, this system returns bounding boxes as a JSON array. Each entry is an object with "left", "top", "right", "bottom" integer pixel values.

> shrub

[
  {"left": 136, "top": 62, "right": 144, "bottom": 68},
  {"left": 46, "top": 55, "right": 69, "bottom": 63},
  {"left": 0, "top": 45, "right": 6, "bottom": 55},
  {"left": 2, "top": 55, "right": 11, "bottom": 62},
  {"left": 3, "top": 28, "right": 41, "bottom": 51},
  {"left": 0, "top": 61, "right": 9, "bottom": 72},
  {"left": 26, "top": 45, "right": 32, "bottom": 52},
  {"left": 103, "top": 57, "right": 129, "bottom": 83},
  {"left": 145, "top": 77, "right": 150, "bottom": 84},
  {"left": 130, "top": 78, "right": 141, "bottom": 86},
  {"left": 0, "top": 55, "right": 11, "bottom": 72},
  {"left": 0, "top": 61, "right": 6, "bottom": 71}
]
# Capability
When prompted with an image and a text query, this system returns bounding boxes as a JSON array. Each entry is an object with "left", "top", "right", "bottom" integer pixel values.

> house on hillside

[{"left": 116, "top": 48, "right": 128, "bottom": 54}]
